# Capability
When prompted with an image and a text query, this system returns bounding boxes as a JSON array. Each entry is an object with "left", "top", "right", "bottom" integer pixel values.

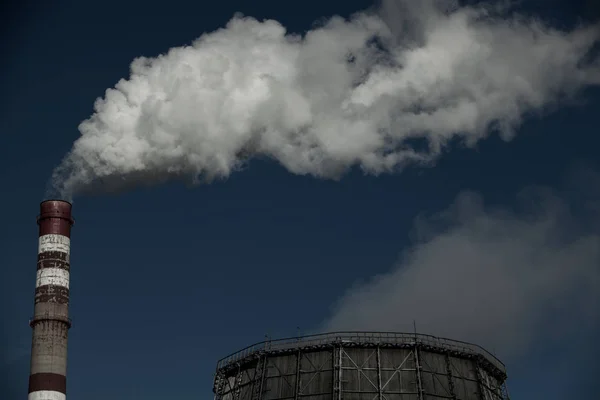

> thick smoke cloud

[
  {"left": 321, "top": 173, "right": 600, "bottom": 361},
  {"left": 50, "top": 0, "right": 600, "bottom": 198}
]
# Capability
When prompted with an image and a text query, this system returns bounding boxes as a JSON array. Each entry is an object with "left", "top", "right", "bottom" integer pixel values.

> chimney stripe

[
  {"left": 35, "top": 285, "right": 70, "bottom": 304},
  {"left": 36, "top": 268, "right": 70, "bottom": 289},
  {"left": 28, "top": 391, "right": 66, "bottom": 400},
  {"left": 38, "top": 235, "right": 70, "bottom": 255},
  {"left": 28, "top": 373, "right": 67, "bottom": 393},
  {"left": 38, "top": 251, "right": 69, "bottom": 263},
  {"left": 37, "top": 257, "right": 70, "bottom": 271}
]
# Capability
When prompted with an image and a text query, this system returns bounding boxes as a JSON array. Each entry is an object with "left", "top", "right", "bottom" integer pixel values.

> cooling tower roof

[{"left": 213, "top": 331, "right": 509, "bottom": 400}]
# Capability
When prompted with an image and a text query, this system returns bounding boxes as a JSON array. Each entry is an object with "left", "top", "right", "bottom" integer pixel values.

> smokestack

[{"left": 28, "top": 200, "right": 74, "bottom": 400}]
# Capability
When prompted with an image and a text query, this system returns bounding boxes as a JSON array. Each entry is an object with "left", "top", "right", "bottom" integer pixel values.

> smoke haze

[
  {"left": 50, "top": 0, "right": 600, "bottom": 199},
  {"left": 322, "top": 167, "right": 600, "bottom": 362}
]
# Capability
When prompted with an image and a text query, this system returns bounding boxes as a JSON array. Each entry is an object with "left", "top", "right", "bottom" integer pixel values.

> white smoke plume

[
  {"left": 50, "top": 0, "right": 600, "bottom": 198},
  {"left": 321, "top": 171, "right": 600, "bottom": 361}
]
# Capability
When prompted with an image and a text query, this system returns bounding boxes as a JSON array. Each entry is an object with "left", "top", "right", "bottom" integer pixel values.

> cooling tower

[
  {"left": 213, "top": 332, "right": 509, "bottom": 400},
  {"left": 28, "top": 200, "right": 74, "bottom": 400}
]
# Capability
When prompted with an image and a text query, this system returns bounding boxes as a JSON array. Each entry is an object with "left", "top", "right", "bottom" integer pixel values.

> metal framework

[{"left": 213, "top": 332, "right": 509, "bottom": 400}]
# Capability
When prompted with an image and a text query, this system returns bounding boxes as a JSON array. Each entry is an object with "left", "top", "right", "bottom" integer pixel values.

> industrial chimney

[{"left": 28, "top": 200, "right": 74, "bottom": 400}]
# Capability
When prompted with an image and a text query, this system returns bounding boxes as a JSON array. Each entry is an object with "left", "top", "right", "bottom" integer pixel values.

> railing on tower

[{"left": 215, "top": 331, "right": 506, "bottom": 374}]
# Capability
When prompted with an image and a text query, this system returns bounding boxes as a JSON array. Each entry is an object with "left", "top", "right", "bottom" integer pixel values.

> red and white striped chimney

[{"left": 28, "top": 200, "right": 74, "bottom": 400}]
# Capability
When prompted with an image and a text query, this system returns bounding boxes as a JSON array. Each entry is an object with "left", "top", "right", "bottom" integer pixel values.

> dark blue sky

[{"left": 1, "top": 1, "right": 599, "bottom": 399}]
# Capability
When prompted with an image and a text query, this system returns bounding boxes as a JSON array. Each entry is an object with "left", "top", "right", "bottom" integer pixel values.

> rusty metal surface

[
  {"left": 38, "top": 200, "right": 73, "bottom": 220},
  {"left": 38, "top": 200, "right": 74, "bottom": 236}
]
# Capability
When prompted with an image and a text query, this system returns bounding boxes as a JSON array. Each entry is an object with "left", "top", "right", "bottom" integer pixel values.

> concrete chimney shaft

[{"left": 28, "top": 200, "right": 74, "bottom": 400}]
